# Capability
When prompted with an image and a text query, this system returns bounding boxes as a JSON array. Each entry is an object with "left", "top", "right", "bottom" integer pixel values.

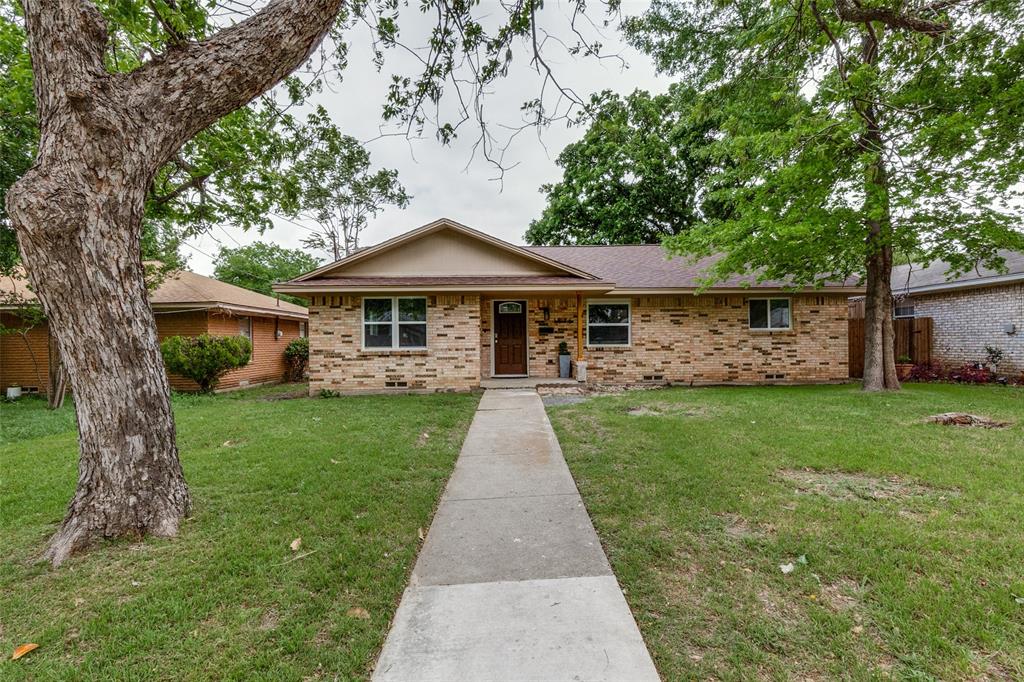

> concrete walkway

[{"left": 373, "top": 389, "right": 659, "bottom": 682}]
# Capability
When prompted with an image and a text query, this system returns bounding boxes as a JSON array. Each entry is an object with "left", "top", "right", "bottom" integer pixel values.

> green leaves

[
  {"left": 213, "top": 242, "right": 320, "bottom": 306},
  {"left": 622, "top": 0, "right": 1024, "bottom": 286},
  {"left": 160, "top": 334, "right": 252, "bottom": 393},
  {"left": 526, "top": 86, "right": 719, "bottom": 245}
]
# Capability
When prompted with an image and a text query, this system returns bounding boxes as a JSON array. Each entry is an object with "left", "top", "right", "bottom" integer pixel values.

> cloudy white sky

[{"left": 184, "top": 1, "right": 673, "bottom": 275}]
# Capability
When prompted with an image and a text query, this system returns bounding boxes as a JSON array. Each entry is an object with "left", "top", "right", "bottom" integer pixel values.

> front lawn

[
  {"left": 548, "top": 383, "right": 1024, "bottom": 681},
  {"left": 0, "top": 384, "right": 479, "bottom": 679}
]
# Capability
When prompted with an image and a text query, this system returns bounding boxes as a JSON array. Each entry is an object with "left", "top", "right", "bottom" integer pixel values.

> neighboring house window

[
  {"left": 299, "top": 321, "right": 308, "bottom": 338},
  {"left": 363, "top": 297, "right": 427, "bottom": 349},
  {"left": 894, "top": 302, "right": 915, "bottom": 318},
  {"left": 749, "top": 298, "right": 791, "bottom": 330},
  {"left": 587, "top": 300, "right": 630, "bottom": 346},
  {"left": 238, "top": 316, "right": 253, "bottom": 341}
]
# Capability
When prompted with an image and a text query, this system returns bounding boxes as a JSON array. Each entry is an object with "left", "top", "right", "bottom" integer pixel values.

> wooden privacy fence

[{"left": 848, "top": 317, "right": 933, "bottom": 378}]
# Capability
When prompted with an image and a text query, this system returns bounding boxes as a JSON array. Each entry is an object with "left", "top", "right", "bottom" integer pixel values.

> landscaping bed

[
  {"left": 547, "top": 383, "right": 1024, "bottom": 680},
  {"left": 0, "top": 384, "right": 479, "bottom": 679}
]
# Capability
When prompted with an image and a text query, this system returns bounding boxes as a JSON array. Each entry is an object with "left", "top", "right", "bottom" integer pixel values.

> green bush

[
  {"left": 160, "top": 334, "right": 252, "bottom": 393},
  {"left": 284, "top": 337, "right": 309, "bottom": 382}
]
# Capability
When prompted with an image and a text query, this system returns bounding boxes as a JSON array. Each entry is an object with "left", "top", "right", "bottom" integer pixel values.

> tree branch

[
  {"left": 127, "top": 0, "right": 346, "bottom": 168},
  {"left": 20, "top": 0, "right": 109, "bottom": 118},
  {"left": 834, "top": 0, "right": 951, "bottom": 36}
]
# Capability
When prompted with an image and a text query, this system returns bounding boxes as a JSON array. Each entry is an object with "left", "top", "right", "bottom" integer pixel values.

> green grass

[
  {"left": 0, "top": 384, "right": 479, "bottom": 680},
  {"left": 547, "top": 383, "right": 1024, "bottom": 681}
]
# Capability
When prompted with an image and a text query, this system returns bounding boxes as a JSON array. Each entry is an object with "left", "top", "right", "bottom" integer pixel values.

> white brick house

[{"left": 891, "top": 251, "right": 1024, "bottom": 373}]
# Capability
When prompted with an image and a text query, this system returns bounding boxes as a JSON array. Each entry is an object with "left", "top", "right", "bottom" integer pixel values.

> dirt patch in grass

[
  {"left": 625, "top": 403, "right": 708, "bottom": 418},
  {"left": 716, "top": 513, "right": 767, "bottom": 541},
  {"left": 819, "top": 578, "right": 862, "bottom": 612},
  {"left": 779, "top": 469, "right": 955, "bottom": 502},
  {"left": 757, "top": 587, "right": 805, "bottom": 629},
  {"left": 257, "top": 389, "right": 309, "bottom": 402},
  {"left": 925, "top": 412, "right": 1011, "bottom": 429},
  {"left": 539, "top": 382, "right": 668, "bottom": 406},
  {"left": 258, "top": 608, "right": 279, "bottom": 631}
]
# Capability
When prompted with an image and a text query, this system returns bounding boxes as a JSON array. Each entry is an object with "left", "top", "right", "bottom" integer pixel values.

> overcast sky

[{"left": 184, "top": 1, "right": 673, "bottom": 275}]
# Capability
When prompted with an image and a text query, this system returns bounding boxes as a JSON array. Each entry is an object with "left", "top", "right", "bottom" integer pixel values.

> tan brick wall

[
  {"left": 913, "top": 283, "right": 1023, "bottom": 373},
  {"left": 308, "top": 294, "right": 480, "bottom": 394},
  {"left": 208, "top": 313, "right": 301, "bottom": 390},
  {"left": 580, "top": 294, "right": 849, "bottom": 384},
  {"left": 306, "top": 292, "right": 846, "bottom": 390},
  {"left": 479, "top": 294, "right": 848, "bottom": 384}
]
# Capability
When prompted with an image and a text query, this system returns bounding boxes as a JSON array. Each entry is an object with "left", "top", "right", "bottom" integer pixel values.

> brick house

[
  {"left": 890, "top": 250, "right": 1024, "bottom": 373},
  {"left": 274, "top": 218, "right": 862, "bottom": 394},
  {"left": 1, "top": 269, "right": 308, "bottom": 394}
]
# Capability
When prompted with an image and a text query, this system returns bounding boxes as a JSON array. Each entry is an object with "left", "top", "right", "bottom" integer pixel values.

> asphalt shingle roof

[
  {"left": 526, "top": 245, "right": 858, "bottom": 290},
  {"left": 891, "top": 250, "right": 1024, "bottom": 294}
]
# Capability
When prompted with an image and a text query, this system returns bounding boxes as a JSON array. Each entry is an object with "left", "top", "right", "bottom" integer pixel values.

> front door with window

[{"left": 493, "top": 301, "right": 527, "bottom": 376}]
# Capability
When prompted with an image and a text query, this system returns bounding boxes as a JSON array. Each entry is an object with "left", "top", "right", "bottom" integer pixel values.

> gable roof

[
  {"left": 277, "top": 219, "right": 865, "bottom": 295},
  {"left": 2, "top": 268, "right": 307, "bottom": 320},
  {"left": 891, "top": 250, "right": 1024, "bottom": 295},
  {"left": 293, "top": 218, "right": 600, "bottom": 282}
]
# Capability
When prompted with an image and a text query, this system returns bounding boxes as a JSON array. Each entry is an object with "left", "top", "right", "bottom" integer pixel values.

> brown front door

[{"left": 493, "top": 301, "right": 527, "bottom": 376}]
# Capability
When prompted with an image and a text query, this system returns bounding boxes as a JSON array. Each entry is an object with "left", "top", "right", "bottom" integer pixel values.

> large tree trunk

[
  {"left": 857, "top": 26, "right": 900, "bottom": 392},
  {"left": 863, "top": 244, "right": 898, "bottom": 391},
  {"left": 10, "top": 144, "right": 190, "bottom": 566},
  {"left": 9, "top": 0, "right": 345, "bottom": 565}
]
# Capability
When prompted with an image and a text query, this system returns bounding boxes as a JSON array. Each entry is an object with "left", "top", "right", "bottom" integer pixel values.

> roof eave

[
  {"left": 152, "top": 301, "right": 308, "bottom": 320},
  {"left": 274, "top": 282, "right": 615, "bottom": 295},
  {"left": 895, "top": 272, "right": 1024, "bottom": 296},
  {"left": 608, "top": 286, "right": 866, "bottom": 295}
]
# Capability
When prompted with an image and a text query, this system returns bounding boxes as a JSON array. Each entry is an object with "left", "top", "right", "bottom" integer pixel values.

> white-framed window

[
  {"left": 894, "top": 302, "right": 915, "bottom": 319},
  {"left": 299, "top": 321, "right": 308, "bottom": 338},
  {"left": 363, "top": 297, "right": 427, "bottom": 350},
  {"left": 238, "top": 316, "right": 253, "bottom": 341},
  {"left": 749, "top": 298, "right": 791, "bottom": 330},
  {"left": 586, "top": 300, "right": 631, "bottom": 346}
]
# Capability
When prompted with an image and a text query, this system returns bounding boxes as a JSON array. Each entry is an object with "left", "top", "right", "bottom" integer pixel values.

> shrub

[
  {"left": 908, "top": 362, "right": 946, "bottom": 383},
  {"left": 558, "top": 341, "right": 570, "bottom": 355},
  {"left": 284, "top": 337, "right": 309, "bottom": 382},
  {"left": 908, "top": 362, "right": 997, "bottom": 385},
  {"left": 160, "top": 334, "right": 252, "bottom": 393},
  {"left": 947, "top": 363, "right": 992, "bottom": 384}
]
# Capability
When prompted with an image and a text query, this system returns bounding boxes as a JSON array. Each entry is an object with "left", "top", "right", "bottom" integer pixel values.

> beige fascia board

[{"left": 274, "top": 283, "right": 615, "bottom": 295}]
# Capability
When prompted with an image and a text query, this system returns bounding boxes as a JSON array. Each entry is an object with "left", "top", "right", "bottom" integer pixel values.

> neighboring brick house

[
  {"left": 1, "top": 269, "right": 308, "bottom": 394},
  {"left": 274, "top": 218, "right": 861, "bottom": 394},
  {"left": 890, "top": 251, "right": 1024, "bottom": 373}
]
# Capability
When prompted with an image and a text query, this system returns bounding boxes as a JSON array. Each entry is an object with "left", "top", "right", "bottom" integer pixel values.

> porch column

[{"left": 575, "top": 292, "right": 584, "bottom": 361}]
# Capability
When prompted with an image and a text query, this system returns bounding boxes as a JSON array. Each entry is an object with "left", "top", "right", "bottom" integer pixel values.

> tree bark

[
  {"left": 8, "top": 0, "right": 345, "bottom": 565},
  {"left": 47, "top": 330, "right": 68, "bottom": 410},
  {"left": 858, "top": 26, "right": 900, "bottom": 392}
]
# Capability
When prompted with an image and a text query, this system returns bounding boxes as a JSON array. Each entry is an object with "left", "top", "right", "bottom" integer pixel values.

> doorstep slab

[
  {"left": 411, "top": 494, "right": 611, "bottom": 586},
  {"left": 373, "top": 575, "right": 660, "bottom": 682},
  {"left": 476, "top": 390, "right": 544, "bottom": 411}
]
